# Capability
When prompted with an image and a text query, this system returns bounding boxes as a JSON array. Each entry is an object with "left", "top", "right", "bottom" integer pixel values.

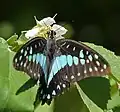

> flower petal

[
  {"left": 52, "top": 24, "right": 67, "bottom": 37},
  {"left": 55, "top": 35, "right": 65, "bottom": 40},
  {"left": 38, "top": 17, "right": 56, "bottom": 26},
  {"left": 25, "top": 27, "right": 39, "bottom": 38}
]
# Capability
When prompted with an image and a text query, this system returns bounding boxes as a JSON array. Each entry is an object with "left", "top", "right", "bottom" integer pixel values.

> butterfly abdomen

[{"left": 38, "top": 84, "right": 53, "bottom": 105}]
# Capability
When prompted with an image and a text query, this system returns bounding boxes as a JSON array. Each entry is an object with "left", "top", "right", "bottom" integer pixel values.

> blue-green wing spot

[
  {"left": 55, "top": 57, "right": 62, "bottom": 70},
  {"left": 67, "top": 55, "right": 73, "bottom": 66},
  {"left": 28, "top": 55, "right": 32, "bottom": 61},
  {"left": 13, "top": 37, "right": 47, "bottom": 80},
  {"left": 47, "top": 55, "right": 79, "bottom": 85},
  {"left": 36, "top": 53, "right": 40, "bottom": 64},
  {"left": 59, "top": 55, "right": 67, "bottom": 68},
  {"left": 33, "top": 54, "right": 36, "bottom": 62},
  {"left": 28, "top": 53, "right": 47, "bottom": 73},
  {"left": 73, "top": 56, "right": 79, "bottom": 65},
  {"left": 47, "top": 55, "right": 67, "bottom": 85},
  {"left": 79, "top": 50, "right": 84, "bottom": 58},
  {"left": 80, "top": 59, "right": 85, "bottom": 65}
]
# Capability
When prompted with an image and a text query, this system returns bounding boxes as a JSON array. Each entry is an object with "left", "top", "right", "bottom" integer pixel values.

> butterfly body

[{"left": 13, "top": 30, "right": 111, "bottom": 105}]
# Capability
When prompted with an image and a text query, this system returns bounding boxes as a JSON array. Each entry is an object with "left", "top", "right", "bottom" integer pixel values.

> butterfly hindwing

[
  {"left": 13, "top": 37, "right": 47, "bottom": 80},
  {"left": 38, "top": 70, "right": 70, "bottom": 105}
]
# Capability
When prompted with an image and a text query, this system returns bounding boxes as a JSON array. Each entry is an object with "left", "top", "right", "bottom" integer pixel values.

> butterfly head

[{"left": 47, "top": 30, "right": 56, "bottom": 39}]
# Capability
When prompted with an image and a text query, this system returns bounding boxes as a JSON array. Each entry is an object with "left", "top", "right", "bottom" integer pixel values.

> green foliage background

[{"left": 0, "top": 0, "right": 120, "bottom": 54}]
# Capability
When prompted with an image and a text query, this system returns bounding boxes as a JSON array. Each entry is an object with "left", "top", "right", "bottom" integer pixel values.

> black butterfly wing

[
  {"left": 40, "top": 39, "right": 111, "bottom": 105},
  {"left": 56, "top": 39, "right": 111, "bottom": 80},
  {"left": 39, "top": 70, "right": 70, "bottom": 105},
  {"left": 13, "top": 37, "right": 47, "bottom": 80}
]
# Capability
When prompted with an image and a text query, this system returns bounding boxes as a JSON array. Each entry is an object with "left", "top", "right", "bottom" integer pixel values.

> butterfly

[{"left": 13, "top": 29, "right": 111, "bottom": 105}]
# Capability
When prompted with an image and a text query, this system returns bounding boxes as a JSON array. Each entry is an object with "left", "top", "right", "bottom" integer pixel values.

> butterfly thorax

[
  {"left": 46, "top": 30, "right": 58, "bottom": 60},
  {"left": 46, "top": 38, "right": 56, "bottom": 60},
  {"left": 45, "top": 31, "right": 58, "bottom": 83}
]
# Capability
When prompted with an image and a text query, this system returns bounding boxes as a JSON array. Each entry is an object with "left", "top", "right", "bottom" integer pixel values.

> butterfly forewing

[
  {"left": 13, "top": 37, "right": 47, "bottom": 80},
  {"left": 55, "top": 39, "right": 111, "bottom": 82}
]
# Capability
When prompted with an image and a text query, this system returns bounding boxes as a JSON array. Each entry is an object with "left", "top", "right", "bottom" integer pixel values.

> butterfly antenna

[
  {"left": 34, "top": 16, "right": 39, "bottom": 24},
  {"left": 53, "top": 13, "right": 58, "bottom": 19}
]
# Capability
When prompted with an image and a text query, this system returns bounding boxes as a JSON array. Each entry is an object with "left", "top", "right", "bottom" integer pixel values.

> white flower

[{"left": 25, "top": 16, "right": 67, "bottom": 39}]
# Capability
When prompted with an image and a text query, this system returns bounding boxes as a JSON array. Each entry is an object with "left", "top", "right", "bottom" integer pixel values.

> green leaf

[
  {"left": 7, "top": 34, "right": 18, "bottom": 46},
  {"left": 7, "top": 33, "right": 28, "bottom": 52},
  {"left": 35, "top": 103, "right": 54, "bottom": 112},
  {"left": 75, "top": 82, "right": 103, "bottom": 112},
  {"left": 105, "top": 110, "right": 113, "bottom": 112},
  {"left": 83, "top": 42, "right": 120, "bottom": 110},
  {"left": 113, "top": 107, "right": 120, "bottom": 112},
  {"left": 0, "top": 37, "right": 36, "bottom": 112},
  {"left": 78, "top": 77, "right": 110, "bottom": 110},
  {"left": 16, "top": 33, "right": 28, "bottom": 45},
  {"left": 54, "top": 85, "right": 89, "bottom": 112}
]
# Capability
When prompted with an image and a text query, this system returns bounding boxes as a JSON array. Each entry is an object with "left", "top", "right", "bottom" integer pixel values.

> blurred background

[{"left": 0, "top": 0, "right": 120, "bottom": 54}]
